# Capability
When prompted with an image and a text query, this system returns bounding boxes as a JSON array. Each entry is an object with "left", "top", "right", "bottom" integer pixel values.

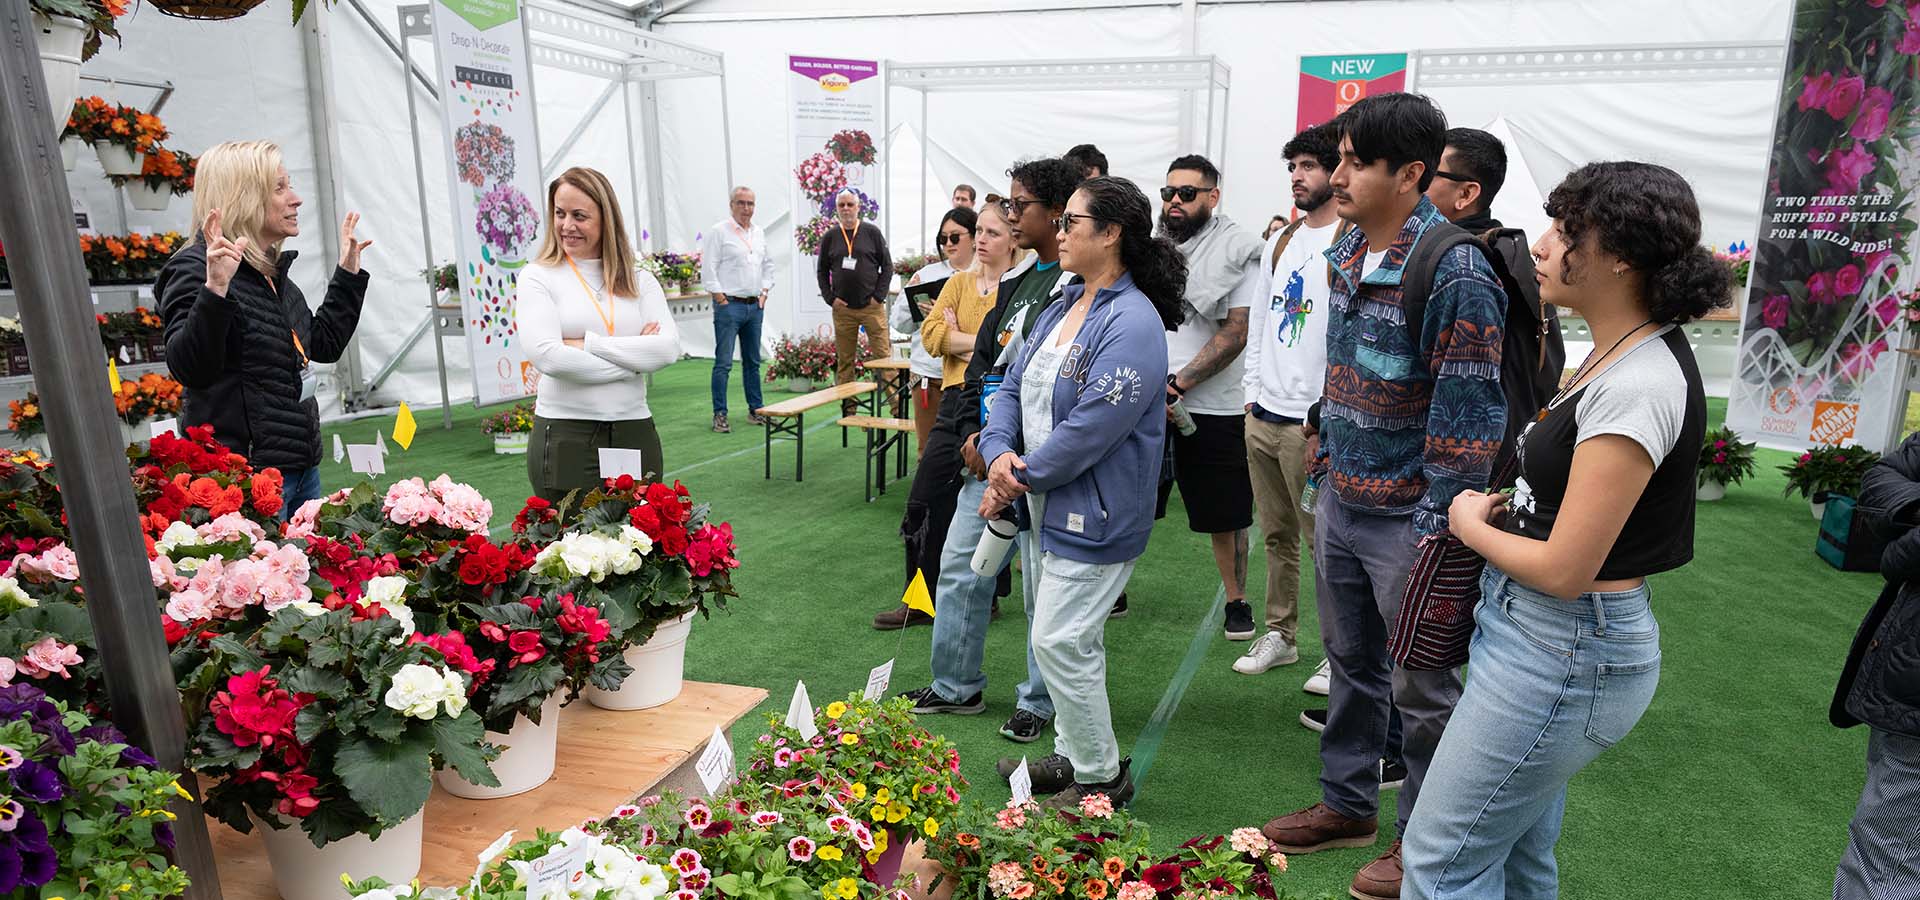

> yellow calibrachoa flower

[
  {"left": 869, "top": 804, "right": 888, "bottom": 822},
  {"left": 841, "top": 733, "right": 861, "bottom": 746},
  {"left": 886, "top": 801, "right": 909, "bottom": 823},
  {"left": 873, "top": 786, "right": 892, "bottom": 805},
  {"left": 817, "top": 845, "right": 844, "bottom": 861},
  {"left": 866, "top": 849, "right": 882, "bottom": 864},
  {"left": 850, "top": 783, "right": 868, "bottom": 801},
  {"left": 872, "top": 830, "right": 888, "bottom": 851},
  {"left": 923, "top": 817, "right": 940, "bottom": 838},
  {"left": 835, "top": 878, "right": 859, "bottom": 899},
  {"left": 826, "top": 702, "right": 849, "bottom": 719}
]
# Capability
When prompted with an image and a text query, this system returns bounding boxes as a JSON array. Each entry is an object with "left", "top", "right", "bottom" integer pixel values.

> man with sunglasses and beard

[{"left": 1152, "top": 154, "right": 1267, "bottom": 637}]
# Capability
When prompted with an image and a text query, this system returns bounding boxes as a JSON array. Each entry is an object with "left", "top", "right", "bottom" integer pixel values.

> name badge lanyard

[
  {"left": 838, "top": 222, "right": 860, "bottom": 270},
  {"left": 566, "top": 254, "right": 617, "bottom": 335}
]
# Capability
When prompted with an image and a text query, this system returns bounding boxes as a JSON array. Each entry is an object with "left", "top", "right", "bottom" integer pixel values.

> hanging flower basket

[
  {"left": 150, "top": 0, "right": 267, "bottom": 19},
  {"left": 34, "top": 14, "right": 88, "bottom": 134},
  {"left": 93, "top": 141, "right": 140, "bottom": 176},
  {"left": 123, "top": 180, "right": 171, "bottom": 211}
]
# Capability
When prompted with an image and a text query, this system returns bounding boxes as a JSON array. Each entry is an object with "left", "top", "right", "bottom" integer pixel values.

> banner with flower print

[
  {"left": 430, "top": 0, "right": 543, "bottom": 405},
  {"left": 788, "top": 56, "right": 883, "bottom": 340},
  {"left": 1728, "top": 0, "right": 1920, "bottom": 452}
]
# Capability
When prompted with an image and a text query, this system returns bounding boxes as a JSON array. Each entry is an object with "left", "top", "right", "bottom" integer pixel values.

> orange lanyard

[
  {"left": 565, "top": 254, "right": 616, "bottom": 335},
  {"left": 838, "top": 222, "right": 859, "bottom": 256}
]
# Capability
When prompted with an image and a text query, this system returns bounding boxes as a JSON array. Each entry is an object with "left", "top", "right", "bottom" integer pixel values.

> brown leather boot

[
  {"left": 1261, "top": 802, "right": 1377, "bottom": 855},
  {"left": 1348, "top": 840, "right": 1402, "bottom": 900},
  {"left": 872, "top": 605, "right": 933, "bottom": 630}
]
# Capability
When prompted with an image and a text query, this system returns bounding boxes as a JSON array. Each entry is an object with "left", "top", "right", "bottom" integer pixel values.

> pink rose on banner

[
  {"left": 1799, "top": 71, "right": 1835, "bottom": 111},
  {"left": 1824, "top": 142, "right": 1878, "bottom": 194},
  {"left": 1808, "top": 271, "right": 1836, "bottom": 306},
  {"left": 1852, "top": 87, "right": 1895, "bottom": 141},
  {"left": 1900, "top": 18, "right": 1920, "bottom": 54},
  {"left": 1876, "top": 294, "right": 1901, "bottom": 326},
  {"left": 1835, "top": 264, "right": 1865, "bottom": 298},
  {"left": 1825, "top": 73, "right": 1866, "bottom": 120},
  {"left": 1762, "top": 294, "right": 1791, "bottom": 329}
]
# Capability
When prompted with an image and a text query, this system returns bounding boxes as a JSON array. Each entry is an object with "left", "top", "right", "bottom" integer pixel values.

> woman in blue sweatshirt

[{"left": 978, "top": 176, "right": 1187, "bottom": 807}]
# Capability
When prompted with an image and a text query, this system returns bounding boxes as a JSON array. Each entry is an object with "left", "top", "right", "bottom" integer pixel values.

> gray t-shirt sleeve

[{"left": 1573, "top": 341, "right": 1687, "bottom": 467}]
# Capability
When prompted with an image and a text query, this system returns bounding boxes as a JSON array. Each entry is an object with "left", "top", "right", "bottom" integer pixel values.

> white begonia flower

[
  {"left": 154, "top": 520, "right": 202, "bottom": 555},
  {"left": 441, "top": 668, "right": 469, "bottom": 717},
  {"left": 0, "top": 576, "right": 36, "bottom": 610},
  {"left": 363, "top": 575, "right": 408, "bottom": 606},
  {"left": 288, "top": 599, "right": 328, "bottom": 617},
  {"left": 619, "top": 524, "right": 654, "bottom": 555},
  {"left": 384, "top": 664, "right": 453, "bottom": 719}
]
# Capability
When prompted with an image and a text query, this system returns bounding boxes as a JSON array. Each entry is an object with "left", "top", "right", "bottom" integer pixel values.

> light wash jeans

[
  {"left": 1402, "top": 565, "right": 1661, "bottom": 900},
  {"left": 929, "top": 477, "right": 1052, "bottom": 719},
  {"left": 1027, "top": 493, "right": 1135, "bottom": 784}
]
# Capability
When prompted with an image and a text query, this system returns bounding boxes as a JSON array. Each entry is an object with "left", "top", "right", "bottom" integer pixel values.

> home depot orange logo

[{"left": 1809, "top": 400, "right": 1857, "bottom": 445}]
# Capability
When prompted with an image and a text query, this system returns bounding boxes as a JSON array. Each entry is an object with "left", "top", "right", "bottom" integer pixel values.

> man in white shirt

[
  {"left": 1155, "top": 154, "right": 1266, "bottom": 637},
  {"left": 700, "top": 186, "right": 774, "bottom": 433},
  {"left": 1235, "top": 122, "right": 1348, "bottom": 677}
]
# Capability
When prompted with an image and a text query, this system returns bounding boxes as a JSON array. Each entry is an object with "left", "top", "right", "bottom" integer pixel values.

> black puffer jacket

[
  {"left": 154, "top": 243, "right": 367, "bottom": 471},
  {"left": 1832, "top": 432, "right": 1920, "bottom": 738}
]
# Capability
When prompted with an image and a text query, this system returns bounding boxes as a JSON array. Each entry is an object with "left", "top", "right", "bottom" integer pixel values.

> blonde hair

[
  {"left": 537, "top": 167, "right": 639, "bottom": 298},
  {"left": 969, "top": 200, "right": 1022, "bottom": 278},
  {"left": 191, "top": 140, "right": 287, "bottom": 276}
]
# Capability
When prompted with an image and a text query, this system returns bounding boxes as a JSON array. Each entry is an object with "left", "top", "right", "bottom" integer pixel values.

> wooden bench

[
  {"left": 836, "top": 414, "right": 914, "bottom": 501},
  {"left": 755, "top": 381, "right": 877, "bottom": 481}
]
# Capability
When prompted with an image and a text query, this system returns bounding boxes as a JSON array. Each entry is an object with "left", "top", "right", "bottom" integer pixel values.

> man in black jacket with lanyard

[
  {"left": 895, "top": 157, "right": 1083, "bottom": 749},
  {"left": 816, "top": 189, "right": 892, "bottom": 414}
]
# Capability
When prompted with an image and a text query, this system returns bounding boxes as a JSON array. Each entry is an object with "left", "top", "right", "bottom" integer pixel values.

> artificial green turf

[{"left": 321, "top": 365, "right": 1877, "bottom": 900}]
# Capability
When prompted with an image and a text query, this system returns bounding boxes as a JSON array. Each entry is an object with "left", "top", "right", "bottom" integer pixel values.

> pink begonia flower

[
  {"left": 1824, "top": 142, "right": 1878, "bottom": 195},
  {"left": 0, "top": 657, "right": 14, "bottom": 686},
  {"left": 382, "top": 478, "right": 443, "bottom": 526},
  {"left": 1798, "top": 71, "right": 1834, "bottom": 112},
  {"left": 1762, "top": 294, "right": 1791, "bottom": 330},
  {"left": 431, "top": 476, "right": 493, "bottom": 534},
  {"left": 165, "top": 588, "right": 217, "bottom": 623},
  {"left": 256, "top": 544, "right": 314, "bottom": 611},
  {"left": 17, "top": 637, "right": 81, "bottom": 679},
  {"left": 282, "top": 498, "right": 323, "bottom": 540},
  {"left": 1826, "top": 73, "right": 1866, "bottom": 120},
  {"left": 198, "top": 512, "right": 269, "bottom": 546},
  {"left": 1852, "top": 87, "right": 1895, "bottom": 141},
  {"left": 150, "top": 554, "right": 179, "bottom": 590},
  {"left": 12, "top": 544, "right": 79, "bottom": 583}
]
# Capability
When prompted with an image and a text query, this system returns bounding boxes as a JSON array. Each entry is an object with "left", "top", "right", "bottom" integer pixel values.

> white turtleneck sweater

[{"left": 515, "top": 257, "right": 682, "bottom": 420}]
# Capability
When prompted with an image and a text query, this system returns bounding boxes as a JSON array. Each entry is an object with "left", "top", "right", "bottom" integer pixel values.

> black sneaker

[
  {"left": 899, "top": 686, "right": 985, "bottom": 716},
  {"left": 1109, "top": 592, "right": 1129, "bottom": 619},
  {"left": 1300, "top": 708, "right": 1327, "bottom": 733},
  {"left": 996, "top": 752, "right": 1076, "bottom": 794},
  {"left": 1044, "top": 758, "right": 1134, "bottom": 809},
  {"left": 1223, "top": 600, "right": 1256, "bottom": 641},
  {"left": 1380, "top": 760, "right": 1407, "bottom": 791},
  {"left": 999, "top": 708, "right": 1050, "bottom": 743}
]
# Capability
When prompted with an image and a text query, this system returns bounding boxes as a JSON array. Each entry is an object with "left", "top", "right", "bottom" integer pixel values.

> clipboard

[{"left": 902, "top": 276, "right": 949, "bottom": 325}]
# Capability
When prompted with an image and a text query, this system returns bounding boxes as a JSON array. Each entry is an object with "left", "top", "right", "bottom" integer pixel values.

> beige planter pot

[
  {"left": 436, "top": 693, "right": 560, "bottom": 799},
  {"left": 256, "top": 812, "right": 423, "bottom": 900},
  {"left": 585, "top": 611, "right": 694, "bottom": 711}
]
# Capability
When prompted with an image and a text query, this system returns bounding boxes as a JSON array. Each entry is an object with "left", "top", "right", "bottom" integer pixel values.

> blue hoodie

[{"left": 977, "top": 273, "right": 1168, "bottom": 565}]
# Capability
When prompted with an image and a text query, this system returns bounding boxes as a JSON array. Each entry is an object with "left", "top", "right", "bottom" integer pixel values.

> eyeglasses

[
  {"left": 1052, "top": 212, "right": 1092, "bottom": 234},
  {"left": 999, "top": 197, "right": 1042, "bottom": 217},
  {"left": 1159, "top": 185, "right": 1209, "bottom": 203},
  {"left": 1431, "top": 170, "right": 1476, "bottom": 184}
]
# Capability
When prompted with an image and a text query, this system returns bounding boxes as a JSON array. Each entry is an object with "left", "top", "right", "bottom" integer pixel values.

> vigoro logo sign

[{"left": 818, "top": 73, "right": 850, "bottom": 92}]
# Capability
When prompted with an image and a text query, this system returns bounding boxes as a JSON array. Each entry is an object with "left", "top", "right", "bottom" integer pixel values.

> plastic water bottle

[
  {"left": 1300, "top": 475, "right": 1320, "bottom": 514},
  {"left": 1168, "top": 396, "right": 1199, "bottom": 436}
]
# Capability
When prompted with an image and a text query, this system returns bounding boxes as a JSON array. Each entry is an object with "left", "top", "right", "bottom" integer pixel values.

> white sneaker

[
  {"left": 1232, "top": 632, "right": 1299, "bottom": 674},
  {"left": 1302, "top": 659, "right": 1332, "bottom": 696}
]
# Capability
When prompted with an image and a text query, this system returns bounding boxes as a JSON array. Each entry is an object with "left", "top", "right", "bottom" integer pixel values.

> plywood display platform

[{"left": 210, "top": 680, "right": 769, "bottom": 898}]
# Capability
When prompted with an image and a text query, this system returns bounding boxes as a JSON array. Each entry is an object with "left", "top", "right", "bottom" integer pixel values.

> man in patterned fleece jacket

[{"left": 1261, "top": 93, "right": 1507, "bottom": 900}]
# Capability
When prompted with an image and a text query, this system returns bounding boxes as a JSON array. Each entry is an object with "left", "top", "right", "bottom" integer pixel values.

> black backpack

[{"left": 1400, "top": 223, "right": 1567, "bottom": 484}]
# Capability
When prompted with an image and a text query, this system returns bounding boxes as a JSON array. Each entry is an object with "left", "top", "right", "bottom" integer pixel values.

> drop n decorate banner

[
  {"left": 1728, "top": 0, "right": 1920, "bottom": 452},
  {"left": 787, "top": 55, "right": 882, "bottom": 340},
  {"left": 1296, "top": 53, "right": 1407, "bottom": 132},
  {"left": 431, "top": 0, "right": 542, "bottom": 405}
]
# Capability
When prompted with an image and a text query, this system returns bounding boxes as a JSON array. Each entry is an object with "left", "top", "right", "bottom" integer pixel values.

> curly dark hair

[
  {"left": 1281, "top": 122, "right": 1339, "bottom": 173},
  {"left": 1006, "top": 157, "right": 1083, "bottom": 210},
  {"left": 1544, "top": 161, "right": 1731, "bottom": 325},
  {"left": 1074, "top": 176, "right": 1186, "bottom": 329}
]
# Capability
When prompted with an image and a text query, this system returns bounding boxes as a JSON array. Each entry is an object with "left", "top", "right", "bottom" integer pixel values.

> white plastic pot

[
  {"left": 1695, "top": 479, "right": 1726, "bottom": 502},
  {"left": 33, "top": 14, "right": 86, "bottom": 135},
  {"left": 123, "top": 180, "right": 172, "bottom": 211},
  {"left": 492, "top": 432, "right": 530, "bottom": 455},
  {"left": 60, "top": 137, "right": 78, "bottom": 172},
  {"left": 94, "top": 141, "right": 141, "bottom": 176},
  {"left": 256, "top": 812, "right": 423, "bottom": 900},
  {"left": 437, "top": 694, "right": 560, "bottom": 799},
  {"left": 1811, "top": 498, "right": 1827, "bottom": 523},
  {"left": 585, "top": 610, "right": 695, "bottom": 711}
]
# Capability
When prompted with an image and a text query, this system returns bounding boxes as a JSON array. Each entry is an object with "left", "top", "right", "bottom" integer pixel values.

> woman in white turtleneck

[{"left": 516, "top": 166, "right": 681, "bottom": 501}]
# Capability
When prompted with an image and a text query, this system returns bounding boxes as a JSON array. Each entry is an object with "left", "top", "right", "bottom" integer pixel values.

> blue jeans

[
  {"left": 1314, "top": 494, "right": 1461, "bottom": 834},
  {"left": 1402, "top": 565, "right": 1661, "bottom": 900},
  {"left": 279, "top": 466, "right": 322, "bottom": 522},
  {"left": 929, "top": 477, "right": 1052, "bottom": 719},
  {"left": 711, "top": 299, "right": 764, "bottom": 415}
]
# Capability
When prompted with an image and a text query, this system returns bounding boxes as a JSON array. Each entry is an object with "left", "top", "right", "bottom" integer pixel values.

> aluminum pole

[
  {"left": 400, "top": 11, "right": 454, "bottom": 428},
  {"left": 0, "top": 3, "right": 219, "bottom": 895}
]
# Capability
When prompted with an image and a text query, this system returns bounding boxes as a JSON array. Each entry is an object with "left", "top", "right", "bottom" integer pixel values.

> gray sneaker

[
  {"left": 1233, "top": 631, "right": 1300, "bottom": 675},
  {"left": 997, "top": 752, "right": 1076, "bottom": 794},
  {"left": 712, "top": 413, "right": 730, "bottom": 433}
]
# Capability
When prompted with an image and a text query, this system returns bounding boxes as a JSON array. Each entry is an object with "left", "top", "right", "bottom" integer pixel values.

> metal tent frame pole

[{"left": 882, "top": 55, "right": 1231, "bottom": 244}]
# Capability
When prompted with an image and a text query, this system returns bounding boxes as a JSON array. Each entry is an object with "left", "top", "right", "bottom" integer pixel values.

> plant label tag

[
  {"left": 599, "top": 447, "right": 645, "bottom": 479},
  {"left": 118, "top": 344, "right": 134, "bottom": 363},
  {"left": 347, "top": 443, "right": 384, "bottom": 476},
  {"left": 785, "top": 680, "right": 819, "bottom": 740},
  {"left": 149, "top": 418, "right": 177, "bottom": 439},
  {"left": 863, "top": 658, "right": 893, "bottom": 701},
  {"left": 527, "top": 840, "right": 591, "bottom": 895},
  {"left": 696, "top": 725, "right": 733, "bottom": 795},
  {"left": 1009, "top": 757, "right": 1033, "bottom": 806},
  {"left": 333, "top": 433, "right": 346, "bottom": 464}
]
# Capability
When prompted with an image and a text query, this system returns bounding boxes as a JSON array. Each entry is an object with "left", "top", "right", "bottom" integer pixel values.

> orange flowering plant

[
  {"left": 109, "top": 149, "right": 196, "bottom": 196},
  {"left": 77, "top": 231, "right": 184, "bottom": 284},
  {"left": 112, "top": 373, "right": 183, "bottom": 424},
  {"left": 62, "top": 98, "right": 166, "bottom": 153},
  {"left": 8, "top": 394, "right": 44, "bottom": 438}
]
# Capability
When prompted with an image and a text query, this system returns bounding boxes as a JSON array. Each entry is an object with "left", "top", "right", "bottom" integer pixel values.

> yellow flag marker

[
  {"left": 106, "top": 354, "right": 119, "bottom": 391},
  {"left": 392, "top": 402, "right": 417, "bottom": 450},
  {"left": 901, "top": 570, "right": 934, "bottom": 618}
]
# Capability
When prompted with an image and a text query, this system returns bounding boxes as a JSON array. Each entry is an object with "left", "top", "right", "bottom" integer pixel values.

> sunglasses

[
  {"left": 1159, "top": 185, "right": 1210, "bottom": 203},
  {"left": 1431, "top": 170, "right": 1476, "bottom": 184},
  {"left": 998, "top": 197, "right": 1043, "bottom": 217},
  {"left": 934, "top": 231, "right": 969, "bottom": 247},
  {"left": 1052, "top": 211, "right": 1093, "bottom": 233}
]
